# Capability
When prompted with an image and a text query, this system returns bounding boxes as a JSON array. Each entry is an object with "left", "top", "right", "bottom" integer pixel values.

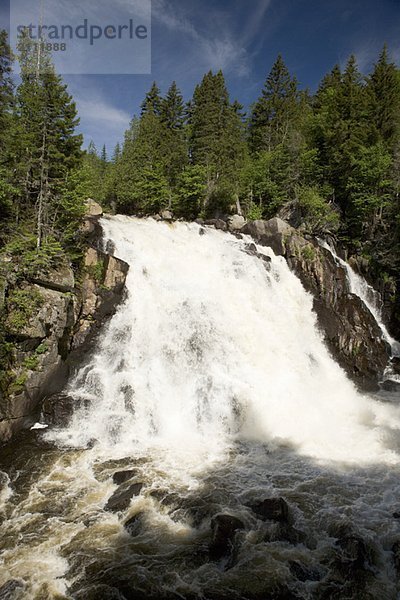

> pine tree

[
  {"left": 189, "top": 70, "right": 245, "bottom": 214},
  {"left": 112, "top": 142, "right": 122, "bottom": 163},
  {"left": 159, "top": 82, "right": 188, "bottom": 202},
  {"left": 140, "top": 81, "right": 162, "bottom": 116},
  {"left": 250, "top": 55, "right": 300, "bottom": 153},
  {"left": 115, "top": 109, "right": 169, "bottom": 213},
  {"left": 160, "top": 81, "right": 185, "bottom": 130},
  {"left": 368, "top": 45, "right": 400, "bottom": 149},
  {"left": 101, "top": 144, "right": 107, "bottom": 162},
  {"left": 15, "top": 29, "right": 82, "bottom": 247}
]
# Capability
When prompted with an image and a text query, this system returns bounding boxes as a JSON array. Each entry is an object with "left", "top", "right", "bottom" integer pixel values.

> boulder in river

[
  {"left": 41, "top": 393, "right": 84, "bottom": 427},
  {"left": 247, "top": 497, "right": 289, "bottom": 522},
  {"left": 105, "top": 482, "right": 144, "bottom": 512},
  {"left": 112, "top": 470, "right": 137, "bottom": 485},
  {"left": 227, "top": 215, "right": 246, "bottom": 231},
  {"left": 209, "top": 513, "right": 245, "bottom": 561}
]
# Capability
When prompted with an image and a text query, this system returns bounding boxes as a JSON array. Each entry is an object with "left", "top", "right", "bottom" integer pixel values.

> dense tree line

[
  {"left": 1, "top": 27, "right": 400, "bottom": 333},
  {"left": 88, "top": 47, "right": 400, "bottom": 331}
]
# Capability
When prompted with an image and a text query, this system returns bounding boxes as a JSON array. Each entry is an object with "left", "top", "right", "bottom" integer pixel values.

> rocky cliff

[
  {"left": 241, "top": 218, "right": 390, "bottom": 390},
  {"left": 0, "top": 202, "right": 128, "bottom": 443}
]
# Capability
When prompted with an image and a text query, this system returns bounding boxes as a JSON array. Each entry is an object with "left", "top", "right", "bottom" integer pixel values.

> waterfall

[
  {"left": 319, "top": 239, "right": 400, "bottom": 357},
  {"left": 3, "top": 216, "right": 400, "bottom": 600},
  {"left": 47, "top": 216, "right": 400, "bottom": 466}
]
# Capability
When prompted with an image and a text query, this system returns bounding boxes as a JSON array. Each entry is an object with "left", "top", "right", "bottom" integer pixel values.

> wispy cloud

[
  {"left": 151, "top": 0, "right": 272, "bottom": 76},
  {"left": 241, "top": 0, "right": 272, "bottom": 45},
  {"left": 66, "top": 79, "right": 131, "bottom": 148}
]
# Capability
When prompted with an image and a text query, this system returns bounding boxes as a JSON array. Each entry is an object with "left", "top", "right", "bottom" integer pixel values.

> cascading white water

[
  {"left": 2, "top": 216, "right": 400, "bottom": 600},
  {"left": 48, "top": 216, "right": 400, "bottom": 466},
  {"left": 319, "top": 239, "right": 400, "bottom": 356}
]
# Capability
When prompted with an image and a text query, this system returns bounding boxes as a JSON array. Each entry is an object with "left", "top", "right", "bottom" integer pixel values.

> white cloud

[{"left": 76, "top": 97, "right": 130, "bottom": 128}]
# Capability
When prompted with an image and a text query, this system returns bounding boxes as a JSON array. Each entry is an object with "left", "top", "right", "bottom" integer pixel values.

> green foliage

[
  {"left": 3, "top": 233, "right": 65, "bottom": 279},
  {"left": 23, "top": 354, "right": 39, "bottom": 370},
  {"left": 173, "top": 165, "right": 207, "bottom": 218},
  {"left": 297, "top": 186, "right": 340, "bottom": 234},
  {"left": 86, "top": 260, "right": 105, "bottom": 284},
  {"left": 301, "top": 244, "right": 316, "bottom": 261},
  {"left": 8, "top": 372, "right": 28, "bottom": 395},
  {"left": 6, "top": 288, "right": 43, "bottom": 331},
  {"left": 35, "top": 342, "right": 48, "bottom": 355},
  {"left": 246, "top": 202, "right": 264, "bottom": 221}
]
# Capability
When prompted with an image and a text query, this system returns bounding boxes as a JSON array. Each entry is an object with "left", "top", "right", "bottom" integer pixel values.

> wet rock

[
  {"left": 112, "top": 470, "right": 137, "bottom": 485},
  {"left": 391, "top": 357, "right": 400, "bottom": 375},
  {"left": 71, "top": 248, "right": 129, "bottom": 354},
  {"left": 204, "top": 219, "right": 228, "bottom": 232},
  {"left": 228, "top": 215, "right": 246, "bottom": 231},
  {"left": 380, "top": 379, "right": 400, "bottom": 392},
  {"left": 289, "top": 560, "right": 321, "bottom": 582},
  {"left": 41, "top": 393, "right": 83, "bottom": 427},
  {"left": 248, "top": 497, "right": 289, "bottom": 522},
  {"left": 209, "top": 513, "right": 245, "bottom": 561},
  {"left": 123, "top": 512, "right": 144, "bottom": 535},
  {"left": 241, "top": 217, "right": 292, "bottom": 256},
  {"left": 0, "top": 580, "right": 24, "bottom": 598},
  {"left": 199, "top": 228, "right": 206, "bottom": 236},
  {"left": 160, "top": 210, "right": 173, "bottom": 221},
  {"left": 105, "top": 482, "right": 144, "bottom": 512}
]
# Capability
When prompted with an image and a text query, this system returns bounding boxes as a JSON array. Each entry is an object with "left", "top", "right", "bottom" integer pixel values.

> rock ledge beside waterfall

[
  {"left": 241, "top": 218, "right": 390, "bottom": 390},
  {"left": 0, "top": 203, "right": 129, "bottom": 443}
]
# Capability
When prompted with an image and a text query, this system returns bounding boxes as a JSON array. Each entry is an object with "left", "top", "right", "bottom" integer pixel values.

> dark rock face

[
  {"left": 248, "top": 497, "right": 289, "bottom": 522},
  {"left": 241, "top": 217, "right": 390, "bottom": 389},
  {"left": 0, "top": 206, "right": 129, "bottom": 444},
  {"left": 112, "top": 470, "right": 137, "bottom": 485},
  {"left": 105, "top": 482, "right": 144, "bottom": 512},
  {"left": 209, "top": 514, "right": 245, "bottom": 561},
  {"left": 204, "top": 219, "right": 228, "bottom": 232},
  {"left": 41, "top": 393, "right": 83, "bottom": 427}
]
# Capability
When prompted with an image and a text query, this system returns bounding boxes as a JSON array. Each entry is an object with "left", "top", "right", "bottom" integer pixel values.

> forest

[{"left": 1, "top": 28, "right": 400, "bottom": 385}]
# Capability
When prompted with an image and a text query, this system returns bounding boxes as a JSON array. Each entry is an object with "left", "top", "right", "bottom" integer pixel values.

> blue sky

[{"left": 1, "top": 0, "right": 400, "bottom": 155}]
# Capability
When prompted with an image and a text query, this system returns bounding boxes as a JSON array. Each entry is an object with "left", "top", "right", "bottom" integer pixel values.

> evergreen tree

[
  {"left": 140, "top": 81, "right": 162, "bottom": 116},
  {"left": 368, "top": 45, "right": 400, "bottom": 149},
  {"left": 0, "top": 31, "right": 16, "bottom": 224},
  {"left": 189, "top": 70, "right": 246, "bottom": 214},
  {"left": 250, "top": 55, "right": 300, "bottom": 153},
  {"left": 101, "top": 144, "right": 107, "bottom": 162},
  {"left": 160, "top": 81, "right": 185, "bottom": 130},
  {"left": 15, "top": 29, "right": 82, "bottom": 247},
  {"left": 112, "top": 142, "right": 122, "bottom": 163}
]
